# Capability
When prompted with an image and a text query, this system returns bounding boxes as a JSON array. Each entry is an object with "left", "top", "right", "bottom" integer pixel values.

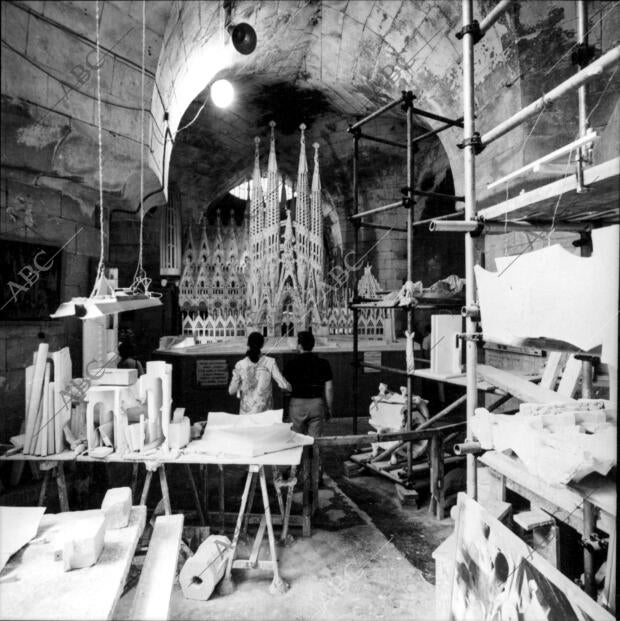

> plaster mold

[{"left": 139, "top": 361, "right": 172, "bottom": 449}]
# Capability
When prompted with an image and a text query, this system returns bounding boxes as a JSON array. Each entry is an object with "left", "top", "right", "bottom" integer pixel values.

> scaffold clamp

[
  {"left": 401, "top": 90, "right": 416, "bottom": 111},
  {"left": 457, "top": 132, "right": 484, "bottom": 153},
  {"left": 456, "top": 332, "right": 483, "bottom": 347},
  {"left": 456, "top": 20, "right": 482, "bottom": 44}
]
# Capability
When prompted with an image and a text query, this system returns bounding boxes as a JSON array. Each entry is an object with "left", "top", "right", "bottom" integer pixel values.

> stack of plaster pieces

[
  {"left": 359, "top": 274, "right": 465, "bottom": 308},
  {"left": 84, "top": 360, "right": 180, "bottom": 460},
  {"left": 368, "top": 384, "right": 407, "bottom": 459},
  {"left": 50, "top": 487, "right": 132, "bottom": 572},
  {"left": 19, "top": 343, "right": 74, "bottom": 457},
  {"left": 367, "top": 384, "right": 429, "bottom": 463},
  {"left": 184, "top": 410, "right": 313, "bottom": 458},
  {"left": 472, "top": 398, "right": 617, "bottom": 485}
]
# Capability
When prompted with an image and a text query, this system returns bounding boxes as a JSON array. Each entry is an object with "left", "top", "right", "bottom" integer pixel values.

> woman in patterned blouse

[{"left": 228, "top": 332, "right": 292, "bottom": 415}]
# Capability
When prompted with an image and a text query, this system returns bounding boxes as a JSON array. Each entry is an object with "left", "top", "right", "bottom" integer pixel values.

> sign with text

[
  {"left": 196, "top": 359, "right": 229, "bottom": 387},
  {"left": 363, "top": 351, "right": 381, "bottom": 373}
]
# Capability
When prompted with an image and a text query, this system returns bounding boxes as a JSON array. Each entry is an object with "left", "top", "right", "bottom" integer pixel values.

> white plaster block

[
  {"left": 58, "top": 513, "right": 106, "bottom": 572},
  {"left": 101, "top": 487, "right": 132, "bottom": 529},
  {"left": 90, "top": 368, "right": 138, "bottom": 385},
  {"left": 168, "top": 416, "right": 190, "bottom": 450}
]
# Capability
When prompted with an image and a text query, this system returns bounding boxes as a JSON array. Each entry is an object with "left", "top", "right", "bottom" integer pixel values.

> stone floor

[{"left": 115, "top": 476, "right": 439, "bottom": 621}]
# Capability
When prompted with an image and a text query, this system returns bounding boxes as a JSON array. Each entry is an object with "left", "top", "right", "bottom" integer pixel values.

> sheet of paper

[
  {"left": 206, "top": 409, "right": 283, "bottom": 430},
  {"left": 0, "top": 506, "right": 45, "bottom": 571}
]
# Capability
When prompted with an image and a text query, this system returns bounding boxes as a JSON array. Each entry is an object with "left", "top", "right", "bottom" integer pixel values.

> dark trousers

[{"left": 289, "top": 397, "right": 324, "bottom": 438}]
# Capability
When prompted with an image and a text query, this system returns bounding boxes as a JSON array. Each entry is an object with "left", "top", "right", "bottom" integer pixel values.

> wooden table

[
  {"left": 479, "top": 450, "right": 616, "bottom": 535},
  {"left": 479, "top": 450, "right": 616, "bottom": 609},
  {"left": 1, "top": 444, "right": 314, "bottom": 537},
  {"left": 0, "top": 506, "right": 146, "bottom": 620},
  {"left": 83, "top": 445, "right": 311, "bottom": 536},
  {"left": 0, "top": 451, "right": 77, "bottom": 512}
]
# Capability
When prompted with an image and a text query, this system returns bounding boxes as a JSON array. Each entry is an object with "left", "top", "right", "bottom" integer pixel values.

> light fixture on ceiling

[
  {"left": 211, "top": 79, "right": 235, "bottom": 108},
  {"left": 223, "top": 2, "right": 257, "bottom": 55},
  {"left": 228, "top": 22, "right": 257, "bottom": 55}
]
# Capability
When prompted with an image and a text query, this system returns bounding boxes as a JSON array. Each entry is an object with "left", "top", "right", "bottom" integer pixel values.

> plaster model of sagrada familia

[{"left": 177, "top": 122, "right": 393, "bottom": 342}]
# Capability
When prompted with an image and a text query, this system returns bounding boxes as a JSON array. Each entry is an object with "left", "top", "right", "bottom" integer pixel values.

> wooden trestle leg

[
  {"left": 220, "top": 465, "right": 255, "bottom": 595},
  {"left": 259, "top": 465, "right": 289, "bottom": 594}
]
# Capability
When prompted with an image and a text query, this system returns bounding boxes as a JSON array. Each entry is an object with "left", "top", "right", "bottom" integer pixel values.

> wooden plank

[
  {"left": 316, "top": 422, "right": 466, "bottom": 447},
  {"left": 25, "top": 344, "right": 49, "bottom": 454},
  {"left": 478, "top": 157, "right": 620, "bottom": 221},
  {"left": 429, "top": 435, "right": 445, "bottom": 519},
  {"left": 39, "top": 363, "right": 51, "bottom": 456},
  {"left": 413, "top": 367, "right": 500, "bottom": 392},
  {"left": 47, "top": 381, "right": 56, "bottom": 454},
  {"left": 477, "top": 364, "right": 576, "bottom": 404},
  {"left": 556, "top": 355, "right": 582, "bottom": 398},
  {"left": 0, "top": 506, "right": 146, "bottom": 621},
  {"left": 513, "top": 509, "right": 555, "bottom": 531},
  {"left": 539, "top": 352, "right": 566, "bottom": 391},
  {"left": 52, "top": 348, "right": 72, "bottom": 453},
  {"left": 480, "top": 451, "right": 615, "bottom": 535},
  {"left": 131, "top": 514, "right": 184, "bottom": 621}
]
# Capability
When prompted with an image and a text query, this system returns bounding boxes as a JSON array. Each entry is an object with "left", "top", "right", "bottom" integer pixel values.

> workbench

[
  {"left": 0, "top": 443, "right": 315, "bottom": 536},
  {"left": 479, "top": 450, "right": 616, "bottom": 611},
  {"left": 0, "top": 505, "right": 146, "bottom": 620},
  {"left": 413, "top": 368, "right": 506, "bottom": 393}
]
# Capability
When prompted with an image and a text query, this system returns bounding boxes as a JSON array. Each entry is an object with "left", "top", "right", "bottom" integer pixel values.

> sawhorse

[
  {"left": 136, "top": 462, "right": 206, "bottom": 526},
  {"left": 37, "top": 460, "right": 70, "bottom": 512},
  {"left": 221, "top": 464, "right": 289, "bottom": 595}
]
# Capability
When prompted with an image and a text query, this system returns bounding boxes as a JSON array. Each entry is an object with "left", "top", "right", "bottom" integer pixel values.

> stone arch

[{"left": 148, "top": 1, "right": 522, "bottom": 203}]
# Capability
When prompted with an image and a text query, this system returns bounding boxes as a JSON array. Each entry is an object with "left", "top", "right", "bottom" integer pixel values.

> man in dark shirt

[{"left": 284, "top": 331, "right": 333, "bottom": 438}]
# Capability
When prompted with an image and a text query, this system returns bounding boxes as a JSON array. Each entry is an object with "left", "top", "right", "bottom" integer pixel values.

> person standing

[
  {"left": 118, "top": 340, "right": 145, "bottom": 376},
  {"left": 284, "top": 331, "right": 333, "bottom": 438},
  {"left": 228, "top": 332, "right": 291, "bottom": 415}
]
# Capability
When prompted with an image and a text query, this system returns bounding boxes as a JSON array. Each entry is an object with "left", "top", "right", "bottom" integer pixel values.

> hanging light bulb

[{"left": 210, "top": 79, "right": 234, "bottom": 108}]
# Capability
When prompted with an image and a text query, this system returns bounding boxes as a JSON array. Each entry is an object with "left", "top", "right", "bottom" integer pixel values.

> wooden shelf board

[{"left": 478, "top": 157, "right": 620, "bottom": 223}]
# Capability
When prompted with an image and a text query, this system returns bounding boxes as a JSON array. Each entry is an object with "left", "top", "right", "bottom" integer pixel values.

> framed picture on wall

[{"left": 0, "top": 239, "right": 63, "bottom": 320}]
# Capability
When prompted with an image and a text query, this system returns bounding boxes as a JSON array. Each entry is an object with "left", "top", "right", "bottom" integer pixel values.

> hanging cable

[
  {"left": 586, "top": 62, "right": 619, "bottom": 124},
  {"left": 547, "top": 146, "right": 576, "bottom": 246},
  {"left": 91, "top": 0, "right": 106, "bottom": 295},
  {"left": 131, "top": 0, "right": 152, "bottom": 295}
]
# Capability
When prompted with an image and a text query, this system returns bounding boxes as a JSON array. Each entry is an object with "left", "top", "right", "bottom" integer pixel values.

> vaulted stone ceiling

[{"left": 2, "top": 0, "right": 619, "bottom": 225}]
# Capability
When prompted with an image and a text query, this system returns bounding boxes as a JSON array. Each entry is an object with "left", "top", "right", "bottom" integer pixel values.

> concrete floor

[
  {"left": 116, "top": 477, "right": 438, "bottom": 621},
  {"left": 322, "top": 418, "right": 460, "bottom": 584}
]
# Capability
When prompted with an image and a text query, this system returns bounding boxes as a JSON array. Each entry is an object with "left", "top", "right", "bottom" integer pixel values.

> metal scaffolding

[
  {"left": 347, "top": 91, "right": 463, "bottom": 483},
  {"left": 444, "top": 0, "right": 620, "bottom": 500}
]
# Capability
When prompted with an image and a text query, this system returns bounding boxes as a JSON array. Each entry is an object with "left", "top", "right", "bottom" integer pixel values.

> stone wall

[{"left": 0, "top": 175, "right": 101, "bottom": 441}]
